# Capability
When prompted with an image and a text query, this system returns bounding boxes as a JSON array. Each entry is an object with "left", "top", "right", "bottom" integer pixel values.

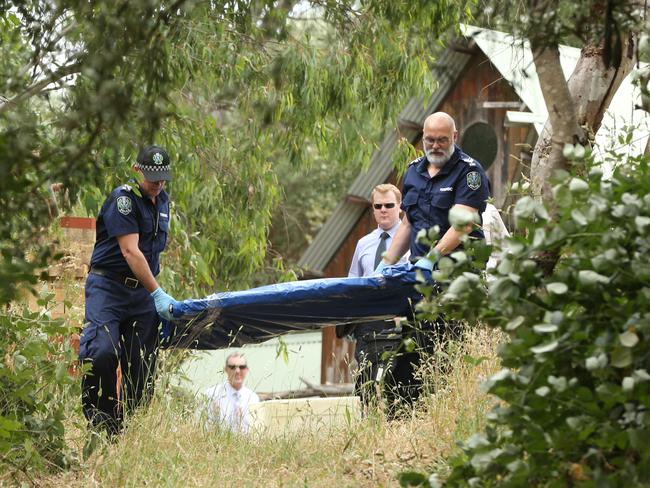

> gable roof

[
  {"left": 461, "top": 24, "right": 649, "bottom": 155},
  {"left": 298, "top": 25, "right": 649, "bottom": 274}
]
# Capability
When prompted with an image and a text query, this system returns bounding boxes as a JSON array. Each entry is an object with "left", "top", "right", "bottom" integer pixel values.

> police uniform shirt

[
  {"left": 90, "top": 184, "right": 170, "bottom": 276},
  {"left": 348, "top": 221, "right": 409, "bottom": 277},
  {"left": 401, "top": 146, "right": 490, "bottom": 259}
]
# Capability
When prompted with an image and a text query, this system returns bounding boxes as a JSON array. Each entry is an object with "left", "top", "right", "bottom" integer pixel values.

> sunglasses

[
  {"left": 226, "top": 364, "right": 248, "bottom": 370},
  {"left": 373, "top": 202, "right": 396, "bottom": 210}
]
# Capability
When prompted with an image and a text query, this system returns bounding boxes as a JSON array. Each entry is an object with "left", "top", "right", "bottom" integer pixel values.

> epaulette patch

[{"left": 460, "top": 154, "right": 476, "bottom": 166}]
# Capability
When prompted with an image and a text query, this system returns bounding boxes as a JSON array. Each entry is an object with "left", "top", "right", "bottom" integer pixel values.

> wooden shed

[{"left": 298, "top": 25, "right": 648, "bottom": 384}]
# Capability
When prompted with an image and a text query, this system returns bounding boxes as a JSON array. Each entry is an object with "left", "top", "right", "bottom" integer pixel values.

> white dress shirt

[
  {"left": 204, "top": 381, "right": 260, "bottom": 433},
  {"left": 348, "top": 221, "right": 409, "bottom": 278},
  {"left": 481, "top": 203, "right": 510, "bottom": 270}
]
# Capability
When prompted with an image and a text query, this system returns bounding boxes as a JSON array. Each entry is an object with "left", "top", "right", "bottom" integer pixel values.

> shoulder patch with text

[
  {"left": 116, "top": 196, "right": 133, "bottom": 215},
  {"left": 466, "top": 171, "right": 481, "bottom": 191}
]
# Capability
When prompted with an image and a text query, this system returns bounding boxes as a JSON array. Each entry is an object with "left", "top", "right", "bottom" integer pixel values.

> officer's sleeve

[
  {"left": 103, "top": 189, "right": 140, "bottom": 238},
  {"left": 455, "top": 167, "right": 490, "bottom": 213}
]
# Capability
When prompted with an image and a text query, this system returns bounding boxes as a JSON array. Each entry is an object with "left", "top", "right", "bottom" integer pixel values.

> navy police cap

[{"left": 136, "top": 145, "right": 171, "bottom": 181}]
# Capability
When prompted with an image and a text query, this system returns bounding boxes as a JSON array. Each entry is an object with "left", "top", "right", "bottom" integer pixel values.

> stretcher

[{"left": 163, "top": 263, "right": 431, "bottom": 349}]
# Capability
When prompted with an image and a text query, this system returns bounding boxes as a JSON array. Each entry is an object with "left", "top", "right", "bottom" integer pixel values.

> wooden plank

[{"left": 481, "top": 101, "right": 525, "bottom": 109}]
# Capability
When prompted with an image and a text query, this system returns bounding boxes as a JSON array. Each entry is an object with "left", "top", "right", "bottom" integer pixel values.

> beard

[{"left": 425, "top": 144, "right": 455, "bottom": 168}]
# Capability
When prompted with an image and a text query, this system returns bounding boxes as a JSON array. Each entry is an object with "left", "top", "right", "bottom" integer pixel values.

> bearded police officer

[
  {"left": 381, "top": 112, "right": 490, "bottom": 265},
  {"left": 377, "top": 112, "right": 491, "bottom": 412},
  {"left": 79, "top": 145, "right": 177, "bottom": 436}
]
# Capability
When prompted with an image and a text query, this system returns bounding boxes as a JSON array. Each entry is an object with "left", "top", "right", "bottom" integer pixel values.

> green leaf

[
  {"left": 449, "top": 206, "right": 478, "bottom": 229},
  {"left": 398, "top": 471, "right": 430, "bottom": 487},
  {"left": 622, "top": 377, "right": 635, "bottom": 392},
  {"left": 463, "top": 354, "right": 489, "bottom": 366},
  {"left": 635, "top": 215, "right": 650, "bottom": 233},
  {"left": 578, "top": 270, "right": 610, "bottom": 285},
  {"left": 506, "top": 316, "right": 525, "bottom": 331},
  {"left": 619, "top": 331, "right": 639, "bottom": 348},
  {"left": 514, "top": 196, "right": 536, "bottom": 220},
  {"left": 533, "top": 324, "right": 558, "bottom": 333},
  {"left": 448, "top": 276, "right": 470, "bottom": 295},
  {"left": 569, "top": 178, "right": 589, "bottom": 193},
  {"left": 534, "top": 202, "right": 550, "bottom": 220},
  {"left": 530, "top": 341, "right": 558, "bottom": 354},
  {"left": 403, "top": 337, "right": 417, "bottom": 353},
  {"left": 571, "top": 209, "right": 587, "bottom": 226},
  {"left": 566, "top": 416, "right": 582, "bottom": 429},
  {"left": 563, "top": 143, "right": 575, "bottom": 159},
  {"left": 466, "top": 433, "right": 490, "bottom": 449},
  {"left": 611, "top": 347, "right": 633, "bottom": 368},
  {"left": 0, "top": 416, "right": 23, "bottom": 438},
  {"left": 546, "top": 282, "right": 568, "bottom": 294}
]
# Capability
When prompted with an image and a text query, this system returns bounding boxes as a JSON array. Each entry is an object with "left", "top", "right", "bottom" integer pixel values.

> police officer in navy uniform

[
  {"left": 377, "top": 112, "right": 491, "bottom": 412},
  {"left": 79, "top": 145, "right": 178, "bottom": 436}
]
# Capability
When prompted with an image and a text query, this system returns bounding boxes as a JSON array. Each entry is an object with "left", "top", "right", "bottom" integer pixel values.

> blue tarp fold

[{"left": 164, "top": 263, "right": 431, "bottom": 350}]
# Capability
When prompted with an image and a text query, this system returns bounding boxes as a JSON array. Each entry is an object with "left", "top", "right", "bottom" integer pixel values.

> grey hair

[{"left": 224, "top": 352, "right": 246, "bottom": 367}]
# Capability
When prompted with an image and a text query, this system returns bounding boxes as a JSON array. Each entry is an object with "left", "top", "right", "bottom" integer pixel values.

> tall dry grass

[{"left": 40, "top": 325, "right": 503, "bottom": 488}]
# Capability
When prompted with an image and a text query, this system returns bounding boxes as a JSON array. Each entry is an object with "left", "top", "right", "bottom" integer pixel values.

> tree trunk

[{"left": 530, "top": 36, "right": 636, "bottom": 202}]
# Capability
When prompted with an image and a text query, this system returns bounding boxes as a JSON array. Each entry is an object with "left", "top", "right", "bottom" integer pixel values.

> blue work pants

[{"left": 79, "top": 273, "right": 160, "bottom": 435}]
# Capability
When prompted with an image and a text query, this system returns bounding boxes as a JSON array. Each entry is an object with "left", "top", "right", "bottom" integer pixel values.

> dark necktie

[{"left": 374, "top": 232, "right": 390, "bottom": 268}]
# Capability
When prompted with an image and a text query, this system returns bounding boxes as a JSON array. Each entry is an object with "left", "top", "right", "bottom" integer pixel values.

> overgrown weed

[{"left": 38, "top": 325, "right": 503, "bottom": 487}]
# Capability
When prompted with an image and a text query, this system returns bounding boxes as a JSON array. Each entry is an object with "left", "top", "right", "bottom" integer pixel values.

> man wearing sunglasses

[
  {"left": 341, "top": 184, "right": 409, "bottom": 411},
  {"left": 204, "top": 353, "right": 260, "bottom": 433}
]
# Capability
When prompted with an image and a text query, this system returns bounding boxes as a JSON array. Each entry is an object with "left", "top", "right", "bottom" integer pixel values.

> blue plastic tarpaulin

[{"left": 163, "top": 263, "right": 432, "bottom": 350}]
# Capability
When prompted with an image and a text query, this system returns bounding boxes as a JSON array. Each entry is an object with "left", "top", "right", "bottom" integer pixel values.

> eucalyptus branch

[{"left": 0, "top": 60, "right": 82, "bottom": 116}]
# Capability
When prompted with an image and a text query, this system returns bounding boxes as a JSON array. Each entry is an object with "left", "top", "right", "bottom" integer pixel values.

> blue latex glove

[
  {"left": 151, "top": 287, "right": 175, "bottom": 321},
  {"left": 413, "top": 257, "right": 434, "bottom": 271},
  {"left": 374, "top": 261, "right": 388, "bottom": 274}
]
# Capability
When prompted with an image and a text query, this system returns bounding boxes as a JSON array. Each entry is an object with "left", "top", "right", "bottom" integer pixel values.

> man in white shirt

[
  {"left": 481, "top": 202, "right": 510, "bottom": 271},
  {"left": 341, "top": 184, "right": 409, "bottom": 409},
  {"left": 204, "top": 353, "right": 260, "bottom": 433}
]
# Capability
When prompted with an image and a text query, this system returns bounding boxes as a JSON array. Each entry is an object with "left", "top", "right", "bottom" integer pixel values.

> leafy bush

[
  {"left": 0, "top": 297, "right": 80, "bottom": 479},
  {"left": 408, "top": 154, "right": 650, "bottom": 486}
]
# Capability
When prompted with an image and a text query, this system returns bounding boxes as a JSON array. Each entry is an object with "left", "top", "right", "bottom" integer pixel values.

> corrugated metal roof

[
  {"left": 348, "top": 130, "right": 399, "bottom": 199},
  {"left": 297, "top": 199, "right": 365, "bottom": 272}
]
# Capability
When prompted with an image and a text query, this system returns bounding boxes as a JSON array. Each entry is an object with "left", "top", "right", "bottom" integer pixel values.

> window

[{"left": 460, "top": 122, "right": 498, "bottom": 169}]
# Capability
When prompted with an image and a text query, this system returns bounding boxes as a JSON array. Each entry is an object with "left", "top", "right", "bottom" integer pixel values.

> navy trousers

[
  {"left": 79, "top": 274, "right": 160, "bottom": 435},
  {"left": 384, "top": 317, "right": 462, "bottom": 417}
]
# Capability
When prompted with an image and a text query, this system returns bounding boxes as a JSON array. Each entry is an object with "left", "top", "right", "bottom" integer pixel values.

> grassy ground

[{"left": 35, "top": 326, "right": 502, "bottom": 488}]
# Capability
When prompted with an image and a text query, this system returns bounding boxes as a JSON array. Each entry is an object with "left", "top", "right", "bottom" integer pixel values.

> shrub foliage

[
  {"left": 409, "top": 152, "right": 650, "bottom": 486},
  {"left": 0, "top": 301, "right": 79, "bottom": 477}
]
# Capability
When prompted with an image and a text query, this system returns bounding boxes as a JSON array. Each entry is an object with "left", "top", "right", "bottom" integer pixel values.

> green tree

[{"left": 1, "top": 0, "right": 476, "bottom": 476}]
